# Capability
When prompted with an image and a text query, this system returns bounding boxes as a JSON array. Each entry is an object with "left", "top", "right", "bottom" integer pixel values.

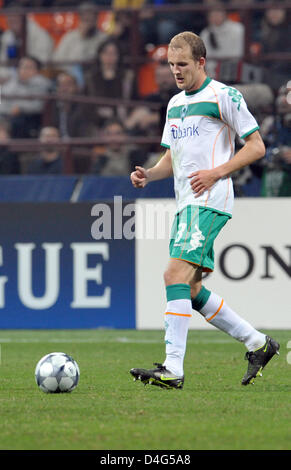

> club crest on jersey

[
  {"left": 180, "top": 104, "right": 188, "bottom": 121},
  {"left": 170, "top": 124, "right": 199, "bottom": 140}
]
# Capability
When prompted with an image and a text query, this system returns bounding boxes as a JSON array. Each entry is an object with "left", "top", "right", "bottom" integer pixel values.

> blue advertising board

[{"left": 0, "top": 203, "right": 135, "bottom": 329}]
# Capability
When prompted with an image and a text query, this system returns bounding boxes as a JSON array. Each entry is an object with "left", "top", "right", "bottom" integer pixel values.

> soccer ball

[{"left": 35, "top": 352, "right": 80, "bottom": 393}]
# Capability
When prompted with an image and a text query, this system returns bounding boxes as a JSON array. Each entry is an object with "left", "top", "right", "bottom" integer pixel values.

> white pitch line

[{"left": 0, "top": 337, "right": 233, "bottom": 344}]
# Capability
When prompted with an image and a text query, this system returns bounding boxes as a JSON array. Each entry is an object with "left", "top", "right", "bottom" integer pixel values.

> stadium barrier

[
  {"left": 135, "top": 198, "right": 291, "bottom": 330},
  {"left": 0, "top": 196, "right": 290, "bottom": 330},
  {"left": 0, "top": 175, "right": 78, "bottom": 201},
  {"left": 0, "top": 174, "right": 262, "bottom": 203},
  {"left": 0, "top": 201, "right": 135, "bottom": 329}
]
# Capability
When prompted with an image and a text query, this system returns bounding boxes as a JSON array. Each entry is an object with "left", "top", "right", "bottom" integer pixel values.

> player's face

[{"left": 168, "top": 45, "right": 205, "bottom": 93}]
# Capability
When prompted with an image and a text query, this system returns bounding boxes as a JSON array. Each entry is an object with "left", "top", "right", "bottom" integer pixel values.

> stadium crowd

[{"left": 0, "top": 0, "right": 290, "bottom": 196}]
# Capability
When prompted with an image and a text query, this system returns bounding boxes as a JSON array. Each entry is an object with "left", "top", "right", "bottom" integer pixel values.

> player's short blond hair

[{"left": 169, "top": 31, "right": 207, "bottom": 62}]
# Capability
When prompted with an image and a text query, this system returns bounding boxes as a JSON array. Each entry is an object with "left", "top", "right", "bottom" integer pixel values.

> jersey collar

[{"left": 185, "top": 77, "right": 212, "bottom": 96}]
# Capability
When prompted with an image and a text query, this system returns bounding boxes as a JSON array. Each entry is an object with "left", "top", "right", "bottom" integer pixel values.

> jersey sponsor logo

[{"left": 170, "top": 124, "right": 199, "bottom": 140}]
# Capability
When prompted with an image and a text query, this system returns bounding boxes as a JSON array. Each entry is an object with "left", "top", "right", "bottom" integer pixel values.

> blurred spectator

[
  {"left": 200, "top": 2, "right": 245, "bottom": 78},
  {"left": 259, "top": 8, "right": 291, "bottom": 90},
  {"left": 139, "top": 0, "right": 180, "bottom": 47},
  {"left": 175, "top": 0, "right": 207, "bottom": 38},
  {"left": 0, "top": 56, "right": 52, "bottom": 138},
  {"left": 235, "top": 83, "right": 274, "bottom": 126},
  {"left": 123, "top": 72, "right": 165, "bottom": 166},
  {"left": 52, "top": 2, "right": 108, "bottom": 64},
  {"left": 47, "top": 71, "right": 94, "bottom": 137},
  {"left": 124, "top": 61, "right": 177, "bottom": 141},
  {"left": 26, "top": 126, "right": 63, "bottom": 174},
  {"left": 0, "top": 119, "right": 20, "bottom": 174},
  {"left": 91, "top": 118, "right": 147, "bottom": 175},
  {"left": 138, "top": 0, "right": 206, "bottom": 49},
  {"left": 0, "top": 5, "right": 54, "bottom": 83},
  {"left": 256, "top": 82, "right": 291, "bottom": 197},
  {"left": 260, "top": 8, "right": 291, "bottom": 54},
  {"left": 144, "top": 61, "right": 178, "bottom": 134},
  {"left": 110, "top": 10, "right": 133, "bottom": 56},
  {"left": 84, "top": 38, "right": 138, "bottom": 127}
]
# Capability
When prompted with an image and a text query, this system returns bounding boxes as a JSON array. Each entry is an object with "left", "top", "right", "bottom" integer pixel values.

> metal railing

[{"left": 0, "top": 2, "right": 290, "bottom": 174}]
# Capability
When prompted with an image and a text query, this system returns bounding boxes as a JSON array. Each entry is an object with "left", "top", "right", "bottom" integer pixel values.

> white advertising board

[{"left": 136, "top": 198, "right": 291, "bottom": 330}]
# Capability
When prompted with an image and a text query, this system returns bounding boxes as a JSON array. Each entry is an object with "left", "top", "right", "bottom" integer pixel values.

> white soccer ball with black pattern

[{"left": 35, "top": 352, "right": 80, "bottom": 393}]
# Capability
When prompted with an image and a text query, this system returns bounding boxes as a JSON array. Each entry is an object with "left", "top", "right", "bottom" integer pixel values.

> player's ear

[{"left": 199, "top": 57, "right": 206, "bottom": 68}]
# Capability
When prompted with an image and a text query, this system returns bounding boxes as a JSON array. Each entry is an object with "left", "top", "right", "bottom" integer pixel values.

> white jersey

[{"left": 161, "top": 77, "right": 259, "bottom": 216}]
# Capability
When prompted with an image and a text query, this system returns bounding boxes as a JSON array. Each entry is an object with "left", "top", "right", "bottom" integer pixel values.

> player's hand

[
  {"left": 188, "top": 169, "right": 220, "bottom": 198},
  {"left": 130, "top": 166, "right": 149, "bottom": 188}
]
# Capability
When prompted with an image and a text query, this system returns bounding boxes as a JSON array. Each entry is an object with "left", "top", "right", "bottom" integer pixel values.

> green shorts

[{"left": 169, "top": 205, "right": 230, "bottom": 272}]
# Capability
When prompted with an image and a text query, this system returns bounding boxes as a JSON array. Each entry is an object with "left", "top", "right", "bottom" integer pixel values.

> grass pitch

[{"left": 0, "top": 329, "right": 290, "bottom": 450}]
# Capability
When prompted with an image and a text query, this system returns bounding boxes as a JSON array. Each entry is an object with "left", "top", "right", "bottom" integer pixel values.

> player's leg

[
  {"left": 130, "top": 258, "right": 195, "bottom": 389},
  {"left": 130, "top": 206, "right": 197, "bottom": 389},
  {"left": 182, "top": 206, "right": 280, "bottom": 385},
  {"left": 191, "top": 281, "right": 280, "bottom": 385},
  {"left": 162, "top": 258, "right": 195, "bottom": 378}
]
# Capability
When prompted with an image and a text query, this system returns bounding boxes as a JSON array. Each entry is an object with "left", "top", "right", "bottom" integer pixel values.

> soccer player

[{"left": 130, "top": 32, "right": 280, "bottom": 389}]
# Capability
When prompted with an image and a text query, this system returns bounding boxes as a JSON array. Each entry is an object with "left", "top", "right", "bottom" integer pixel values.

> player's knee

[
  {"left": 164, "top": 268, "right": 173, "bottom": 286},
  {"left": 164, "top": 259, "right": 195, "bottom": 286},
  {"left": 163, "top": 266, "right": 185, "bottom": 286}
]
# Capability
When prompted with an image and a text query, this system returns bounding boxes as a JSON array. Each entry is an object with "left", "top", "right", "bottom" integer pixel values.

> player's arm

[
  {"left": 189, "top": 130, "right": 265, "bottom": 197},
  {"left": 130, "top": 148, "right": 173, "bottom": 188},
  {"left": 213, "top": 130, "right": 265, "bottom": 179}
]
